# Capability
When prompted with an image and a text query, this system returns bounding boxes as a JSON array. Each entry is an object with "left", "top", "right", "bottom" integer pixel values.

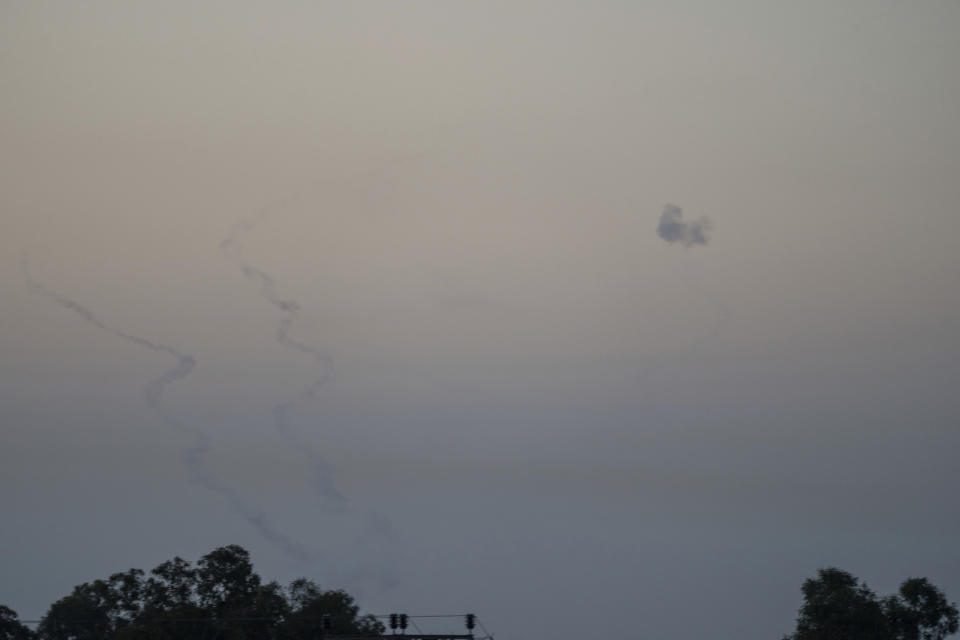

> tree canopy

[
  {"left": 785, "top": 568, "right": 958, "bottom": 640},
  {"left": 4, "top": 544, "right": 383, "bottom": 640},
  {"left": 0, "top": 606, "right": 34, "bottom": 640}
]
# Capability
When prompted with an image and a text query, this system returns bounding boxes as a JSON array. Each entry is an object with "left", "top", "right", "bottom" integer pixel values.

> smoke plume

[
  {"left": 21, "top": 257, "right": 314, "bottom": 564},
  {"left": 656, "top": 204, "right": 712, "bottom": 247}
]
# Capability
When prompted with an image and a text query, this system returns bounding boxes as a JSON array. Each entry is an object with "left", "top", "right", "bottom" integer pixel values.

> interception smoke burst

[{"left": 656, "top": 204, "right": 712, "bottom": 248}]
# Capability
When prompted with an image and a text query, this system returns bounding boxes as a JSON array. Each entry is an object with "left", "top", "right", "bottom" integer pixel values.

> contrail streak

[{"left": 22, "top": 257, "right": 314, "bottom": 564}]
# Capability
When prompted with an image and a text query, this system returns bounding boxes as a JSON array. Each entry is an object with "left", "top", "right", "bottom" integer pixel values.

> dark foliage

[
  {"left": 4, "top": 545, "right": 384, "bottom": 640},
  {"left": 885, "top": 578, "right": 960, "bottom": 640},
  {"left": 785, "top": 568, "right": 958, "bottom": 640},
  {"left": 0, "top": 606, "right": 34, "bottom": 640}
]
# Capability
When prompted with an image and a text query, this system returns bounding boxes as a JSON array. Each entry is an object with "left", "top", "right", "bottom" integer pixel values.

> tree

[
  {"left": 282, "top": 579, "right": 383, "bottom": 639},
  {"left": 195, "top": 545, "right": 260, "bottom": 614},
  {"left": 25, "top": 544, "right": 384, "bottom": 640},
  {"left": 36, "top": 584, "right": 113, "bottom": 640},
  {"left": 107, "top": 570, "right": 145, "bottom": 622},
  {"left": 144, "top": 557, "right": 194, "bottom": 611},
  {"left": 785, "top": 569, "right": 958, "bottom": 640},
  {"left": 788, "top": 568, "right": 892, "bottom": 640},
  {"left": 0, "top": 606, "right": 34, "bottom": 640},
  {"left": 885, "top": 578, "right": 959, "bottom": 640}
]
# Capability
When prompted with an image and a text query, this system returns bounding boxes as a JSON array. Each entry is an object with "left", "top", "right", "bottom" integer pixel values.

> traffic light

[
  {"left": 399, "top": 614, "right": 408, "bottom": 630},
  {"left": 389, "top": 613, "right": 398, "bottom": 630},
  {"left": 322, "top": 614, "right": 332, "bottom": 631},
  {"left": 465, "top": 614, "right": 475, "bottom": 630}
]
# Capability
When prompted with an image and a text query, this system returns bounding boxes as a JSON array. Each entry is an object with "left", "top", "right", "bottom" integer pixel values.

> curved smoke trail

[
  {"left": 220, "top": 140, "right": 446, "bottom": 512},
  {"left": 21, "top": 257, "right": 314, "bottom": 564},
  {"left": 220, "top": 223, "right": 401, "bottom": 593},
  {"left": 220, "top": 225, "right": 346, "bottom": 510},
  {"left": 217, "top": 144, "right": 461, "bottom": 591}
]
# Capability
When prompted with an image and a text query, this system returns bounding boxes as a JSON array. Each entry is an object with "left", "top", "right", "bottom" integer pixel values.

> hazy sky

[{"left": 2, "top": 1, "right": 959, "bottom": 638}]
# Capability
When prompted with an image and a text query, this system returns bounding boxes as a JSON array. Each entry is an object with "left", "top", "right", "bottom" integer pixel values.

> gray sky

[{"left": 2, "top": 1, "right": 959, "bottom": 638}]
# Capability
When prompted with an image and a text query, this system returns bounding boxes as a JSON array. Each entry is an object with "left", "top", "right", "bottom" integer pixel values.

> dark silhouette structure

[{"left": 4, "top": 545, "right": 490, "bottom": 640}]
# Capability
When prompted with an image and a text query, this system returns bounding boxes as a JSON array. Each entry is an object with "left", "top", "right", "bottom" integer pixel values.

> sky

[{"left": 2, "top": 1, "right": 959, "bottom": 637}]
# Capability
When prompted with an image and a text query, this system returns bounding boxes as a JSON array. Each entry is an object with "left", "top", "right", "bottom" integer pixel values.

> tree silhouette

[
  {"left": 14, "top": 544, "right": 384, "bottom": 640},
  {"left": 0, "top": 606, "right": 33, "bottom": 640},
  {"left": 785, "top": 568, "right": 958, "bottom": 640},
  {"left": 885, "top": 578, "right": 959, "bottom": 640}
]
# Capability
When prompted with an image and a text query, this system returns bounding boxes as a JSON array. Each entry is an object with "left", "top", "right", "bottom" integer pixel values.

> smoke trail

[
  {"left": 629, "top": 213, "right": 728, "bottom": 435},
  {"left": 216, "top": 146, "right": 458, "bottom": 591},
  {"left": 656, "top": 203, "right": 712, "bottom": 247},
  {"left": 21, "top": 257, "right": 314, "bottom": 565},
  {"left": 652, "top": 202, "right": 725, "bottom": 361},
  {"left": 220, "top": 227, "right": 347, "bottom": 510},
  {"left": 635, "top": 264, "right": 731, "bottom": 388}
]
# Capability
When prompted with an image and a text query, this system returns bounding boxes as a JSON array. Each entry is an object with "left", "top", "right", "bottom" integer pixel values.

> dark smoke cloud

[
  {"left": 21, "top": 258, "right": 314, "bottom": 565},
  {"left": 656, "top": 204, "right": 712, "bottom": 247}
]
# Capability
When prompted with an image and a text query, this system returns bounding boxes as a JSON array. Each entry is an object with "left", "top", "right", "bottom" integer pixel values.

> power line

[{"left": 18, "top": 612, "right": 492, "bottom": 632}]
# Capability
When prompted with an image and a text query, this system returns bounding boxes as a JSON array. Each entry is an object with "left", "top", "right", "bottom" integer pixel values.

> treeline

[
  {"left": 784, "top": 568, "right": 958, "bottom": 640},
  {"left": 4, "top": 551, "right": 957, "bottom": 640},
  {"left": 0, "top": 545, "right": 383, "bottom": 640}
]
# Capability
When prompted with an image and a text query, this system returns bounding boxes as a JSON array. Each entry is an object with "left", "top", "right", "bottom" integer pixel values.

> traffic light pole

[{"left": 318, "top": 612, "right": 482, "bottom": 640}]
